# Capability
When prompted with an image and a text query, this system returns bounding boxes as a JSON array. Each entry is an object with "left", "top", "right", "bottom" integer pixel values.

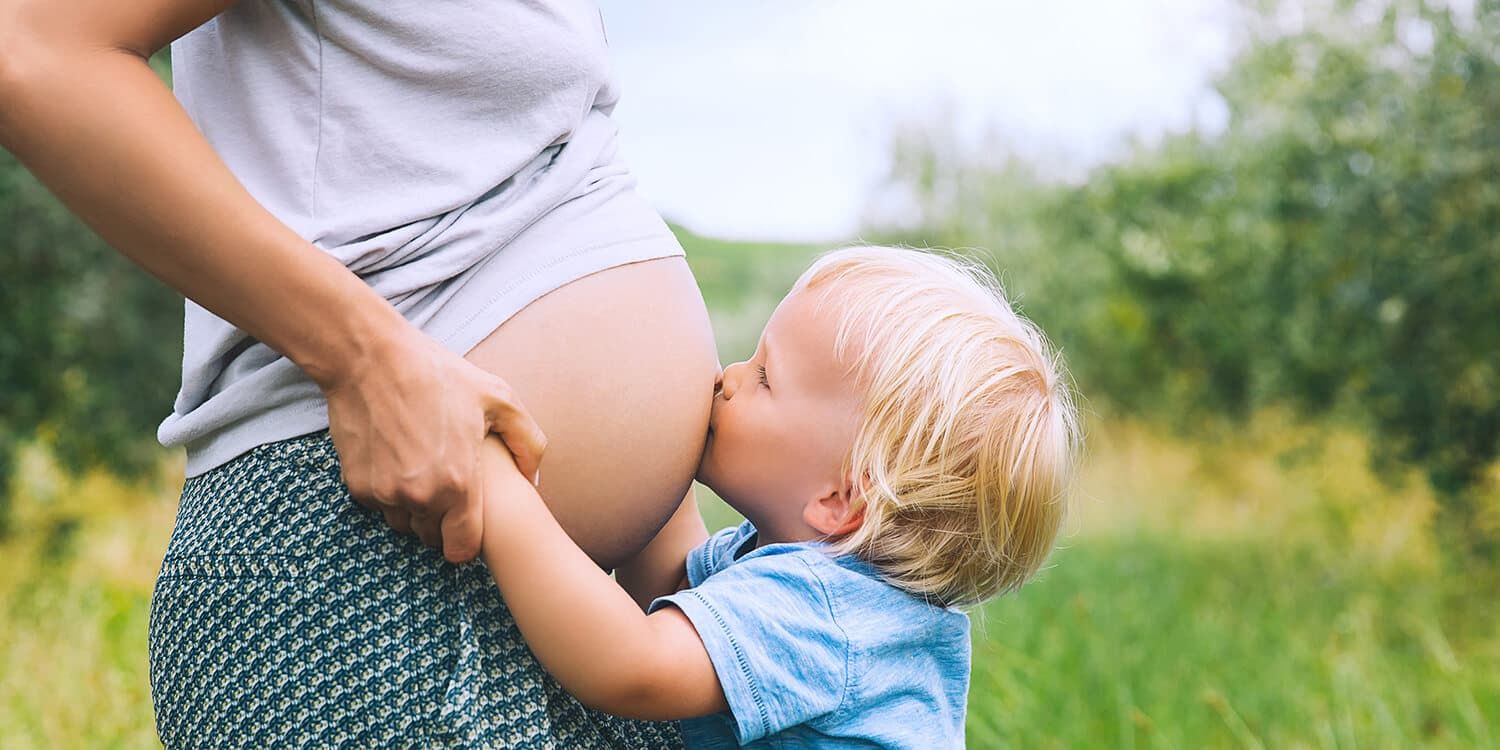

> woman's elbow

[
  {"left": 0, "top": 10, "right": 42, "bottom": 104},
  {"left": 0, "top": 10, "right": 83, "bottom": 128},
  {"left": 0, "top": 2, "right": 151, "bottom": 99}
]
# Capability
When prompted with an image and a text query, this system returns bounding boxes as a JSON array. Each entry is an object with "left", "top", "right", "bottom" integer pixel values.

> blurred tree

[
  {"left": 874, "top": 0, "right": 1500, "bottom": 559},
  {"left": 0, "top": 53, "right": 182, "bottom": 534}
]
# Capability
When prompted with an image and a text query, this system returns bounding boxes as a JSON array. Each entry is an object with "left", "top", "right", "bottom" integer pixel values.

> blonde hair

[{"left": 797, "top": 246, "right": 1081, "bottom": 609}]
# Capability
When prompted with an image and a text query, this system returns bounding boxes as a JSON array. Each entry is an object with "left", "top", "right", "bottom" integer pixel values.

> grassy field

[{"left": 2, "top": 230, "right": 1497, "bottom": 748}]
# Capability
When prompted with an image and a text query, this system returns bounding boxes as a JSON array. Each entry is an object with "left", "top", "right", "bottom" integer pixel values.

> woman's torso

[{"left": 157, "top": 0, "right": 705, "bottom": 501}]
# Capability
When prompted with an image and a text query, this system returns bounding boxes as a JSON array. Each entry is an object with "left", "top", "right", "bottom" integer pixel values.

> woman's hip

[{"left": 147, "top": 431, "right": 681, "bottom": 748}]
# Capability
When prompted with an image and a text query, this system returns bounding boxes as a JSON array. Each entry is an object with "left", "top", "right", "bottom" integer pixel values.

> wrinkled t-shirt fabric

[
  {"left": 649, "top": 521, "right": 972, "bottom": 748},
  {"left": 158, "top": 0, "right": 682, "bottom": 476}
]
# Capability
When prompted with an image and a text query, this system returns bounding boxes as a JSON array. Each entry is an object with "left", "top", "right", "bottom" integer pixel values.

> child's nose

[{"left": 719, "top": 361, "right": 746, "bottom": 400}]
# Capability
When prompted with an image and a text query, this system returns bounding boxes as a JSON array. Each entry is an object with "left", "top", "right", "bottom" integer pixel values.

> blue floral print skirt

[{"left": 148, "top": 429, "right": 683, "bottom": 749}]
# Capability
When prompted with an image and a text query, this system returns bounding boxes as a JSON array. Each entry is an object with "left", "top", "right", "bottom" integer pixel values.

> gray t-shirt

[{"left": 158, "top": 1, "right": 681, "bottom": 476}]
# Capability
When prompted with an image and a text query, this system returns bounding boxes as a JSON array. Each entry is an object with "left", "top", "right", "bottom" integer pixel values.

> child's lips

[{"left": 708, "top": 382, "right": 723, "bottom": 434}]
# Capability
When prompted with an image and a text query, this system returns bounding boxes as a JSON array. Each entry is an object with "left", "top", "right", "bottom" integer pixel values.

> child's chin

[
  {"left": 694, "top": 465, "right": 733, "bottom": 510},
  {"left": 694, "top": 441, "right": 715, "bottom": 484},
  {"left": 694, "top": 462, "right": 720, "bottom": 495}
]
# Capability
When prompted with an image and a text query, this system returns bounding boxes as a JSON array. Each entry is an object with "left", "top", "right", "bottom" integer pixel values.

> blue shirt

[{"left": 649, "top": 521, "right": 971, "bottom": 748}]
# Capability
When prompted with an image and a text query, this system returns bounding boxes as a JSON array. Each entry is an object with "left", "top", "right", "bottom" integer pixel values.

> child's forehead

[
  {"left": 764, "top": 288, "right": 868, "bottom": 392},
  {"left": 764, "top": 287, "right": 833, "bottom": 345}
]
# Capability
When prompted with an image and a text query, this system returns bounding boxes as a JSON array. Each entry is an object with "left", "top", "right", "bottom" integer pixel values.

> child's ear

[{"left": 803, "top": 474, "right": 868, "bottom": 537}]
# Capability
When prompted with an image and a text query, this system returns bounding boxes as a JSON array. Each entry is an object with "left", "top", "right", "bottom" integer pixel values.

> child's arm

[
  {"left": 614, "top": 488, "right": 709, "bottom": 611},
  {"left": 478, "top": 435, "right": 729, "bottom": 721}
]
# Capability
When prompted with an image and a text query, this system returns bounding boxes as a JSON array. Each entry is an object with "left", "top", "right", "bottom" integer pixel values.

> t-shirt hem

[{"left": 436, "top": 230, "right": 683, "bottom": 356}]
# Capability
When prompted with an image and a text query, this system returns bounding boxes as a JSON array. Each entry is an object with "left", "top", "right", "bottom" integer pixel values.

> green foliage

[
  {"left": 876, "top": 0, "right": 1500, "bottom": 556},
  {"left": 0, "top": 162, "right": 182, "bottom": 535}
]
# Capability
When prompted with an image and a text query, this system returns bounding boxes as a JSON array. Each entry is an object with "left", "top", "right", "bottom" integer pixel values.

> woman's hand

[{"left": 322, "top": 327, "right": 547, "bottom": 563}]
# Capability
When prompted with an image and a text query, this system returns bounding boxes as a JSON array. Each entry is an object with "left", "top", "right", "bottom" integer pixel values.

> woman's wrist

[{"left": 295, "top": 291, "right": 417, "bottom": 392}]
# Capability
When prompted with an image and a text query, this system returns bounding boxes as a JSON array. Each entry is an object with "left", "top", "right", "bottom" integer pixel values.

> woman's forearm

[{"left": 0, "top": 11, "right": 409, "bottom": 388}]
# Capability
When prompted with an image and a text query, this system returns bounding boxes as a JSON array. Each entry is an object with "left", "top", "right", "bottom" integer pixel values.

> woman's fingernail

[{"left": 533, "top": 469, "right": 542, "bottom": 486}]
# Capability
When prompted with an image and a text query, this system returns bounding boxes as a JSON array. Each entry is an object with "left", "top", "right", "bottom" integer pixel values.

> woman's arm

[
  {"left": 0, "top": 0, "right": 545, "bottom": 561},
  {"left": 0, "top": 0, "right": 384, "bottom": 390},
  {"left": 614, "top": 488, "right": 710, "bottom": 611},
  {"left": 479, "top": 435, "right": 729, "bottom": 721}
]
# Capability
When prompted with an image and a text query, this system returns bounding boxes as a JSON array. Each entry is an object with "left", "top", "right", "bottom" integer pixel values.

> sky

[{"left": 594, "top": 1, "right": 1240, "bottom": 242}]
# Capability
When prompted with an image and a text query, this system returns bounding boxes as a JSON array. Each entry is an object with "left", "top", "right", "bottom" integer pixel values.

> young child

[{"left": 478, "top": 245, "right": 1080, "bottom": 748}]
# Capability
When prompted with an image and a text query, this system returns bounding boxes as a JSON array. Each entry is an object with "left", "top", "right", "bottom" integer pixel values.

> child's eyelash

[{"left": 758, "top": 365, "right": 769, "bottom": 387}]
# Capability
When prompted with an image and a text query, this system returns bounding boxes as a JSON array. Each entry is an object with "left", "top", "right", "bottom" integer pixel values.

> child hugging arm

[{"left": 478, "top": 434, "right": 728, "bottom": 720}]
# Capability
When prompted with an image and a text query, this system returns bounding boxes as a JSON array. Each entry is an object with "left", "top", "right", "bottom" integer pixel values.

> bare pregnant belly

[{"left": 463, "top": 255, "right": 719, "bottom": 570}]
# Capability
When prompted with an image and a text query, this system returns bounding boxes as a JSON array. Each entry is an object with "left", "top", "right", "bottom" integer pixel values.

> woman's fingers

[
  {"left": 439, "top": 457, "right": 484, "bottom": 564},
  {"left": 484, "top": 375, "right": 548, "bottom": 485},
  {"left": 381, "top": 506, "right": 414, "bottom": 537},
  {"left": 410, "top": 510, "right": 442, "bottom": 549}
]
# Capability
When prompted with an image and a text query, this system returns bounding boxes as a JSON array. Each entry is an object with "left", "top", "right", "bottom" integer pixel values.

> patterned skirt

[{"left": 148, "top": 429, "right": 685, "bottom": 749}]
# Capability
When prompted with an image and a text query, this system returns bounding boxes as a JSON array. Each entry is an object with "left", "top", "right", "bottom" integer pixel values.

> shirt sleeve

[{"left": 648, "top": 549, "right": 850, "bottom": 743}]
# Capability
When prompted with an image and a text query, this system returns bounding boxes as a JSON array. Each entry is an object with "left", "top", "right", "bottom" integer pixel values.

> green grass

[
  {"left": 0, "top": 467, "right": 174, "bottom": 750},
  {"left": 694, "top": 481, "right": 1499, "bottom": 749},
  {"left": 968, "top": 537, "right": 1497, "bottom": 749},
  {"left": 5, "top": 489, "right": 1495, "bottom": 748},
  {"left": 673, "top": 224, "right": 822, "bottom": 312}
]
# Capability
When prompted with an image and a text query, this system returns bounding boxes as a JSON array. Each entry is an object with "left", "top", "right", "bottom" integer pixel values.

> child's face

[{"left": 697, "top": 285, "right": 865, "bottom": 543}]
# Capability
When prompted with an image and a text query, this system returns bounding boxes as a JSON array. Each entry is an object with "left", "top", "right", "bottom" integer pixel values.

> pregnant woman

[{"left": 0, "top": 1, "right": 716, "bottom": 747}]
